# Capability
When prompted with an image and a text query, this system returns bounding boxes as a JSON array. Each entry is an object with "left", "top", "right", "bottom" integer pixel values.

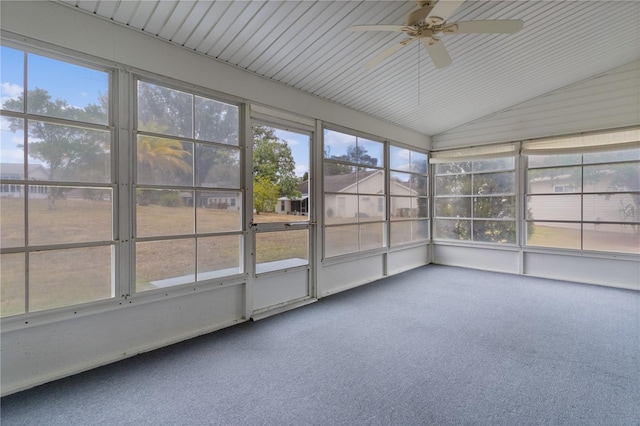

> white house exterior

[
  {"left": 0, "top": 163, "right": 50, "bottom": 199},
  {"left": 323, "top": 170, "right": 416, "bottom": 222},
  {"left": 528, "top": 171, "right": 638, "bottom": 226}
]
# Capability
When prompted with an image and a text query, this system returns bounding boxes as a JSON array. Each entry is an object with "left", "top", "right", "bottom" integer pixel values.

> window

[
  {"left": 1, "top": 46, "right": 114, "bottom": 316},
  {"left": 135, "top": 80, "right": 242, "bottom": 291},
  {"left": 324, "top": 129, "right": 385, "bottom": 257},
  {"left": 434, "top": 157, "right": 516, "bottom": 244},
  {"left": 526, "top": 147, "right": 640, "bottom": 254},
  {"left": 389, "top": 145, "right": 429, "bottom": 246}
]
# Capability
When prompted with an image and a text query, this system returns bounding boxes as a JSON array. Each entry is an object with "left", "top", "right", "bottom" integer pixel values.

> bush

[{"left": 158, "top": 191, "right": 182, "bottom": 207}]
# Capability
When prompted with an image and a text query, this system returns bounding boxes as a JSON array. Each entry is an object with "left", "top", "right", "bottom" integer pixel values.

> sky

[{"left": 1, "top": 46, "right": 108, "bottom": 166}]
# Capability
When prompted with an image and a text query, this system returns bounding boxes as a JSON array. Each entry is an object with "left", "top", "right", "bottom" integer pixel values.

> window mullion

[
  {"left": 580, "top": 158, "right": 585, "bottom": 251},
  {"left": 117, "top": 69, "right": 133, "bottom": 299},
  {"left": 22, "top": 49, "right": 30, "bottom": 314}
]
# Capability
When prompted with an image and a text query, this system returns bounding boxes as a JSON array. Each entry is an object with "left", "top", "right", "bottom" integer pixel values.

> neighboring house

[
  {"left": 277, "top": 180, "right": 309, "bottom": 215},
  {"left": 181, "top": 191, "right": 240, "bottom": 210},
  {"left": 0, "top": 163, "right": 50, "bottom": 199},
  {"left": 528, "top": 170, "right": 638, "bottom": 224},
  {"left": 321, "top": 170, "right": 416, "bottom": 220}
]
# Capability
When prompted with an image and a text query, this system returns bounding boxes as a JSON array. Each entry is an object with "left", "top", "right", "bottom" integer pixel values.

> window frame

[
  {"left": 132, "top": 74, "right": 245, "bottom": 294},
  {"left": 388, "top": 143, "right": 430, "bottom": 247},
  {"left": 322, "top": 126, "right": 387, "bottom": 259},
  {"left": 0, "top": 41, "right": 118, "bottom": 317},
  {"left": 433, "top": 157, "right": 518, "bottom": 245},
  {"left": 525, "top": 149, "right": 640, "bottom": 254}
]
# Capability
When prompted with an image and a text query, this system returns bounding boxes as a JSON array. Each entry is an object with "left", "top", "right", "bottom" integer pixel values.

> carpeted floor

[{"left": 2, "top": 265, "right": 639, "bottom": 425}]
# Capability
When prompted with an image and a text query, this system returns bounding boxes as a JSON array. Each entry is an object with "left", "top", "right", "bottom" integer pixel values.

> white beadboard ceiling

[{"left": 55, "top": 0, "right": 640, "bottom": 137}]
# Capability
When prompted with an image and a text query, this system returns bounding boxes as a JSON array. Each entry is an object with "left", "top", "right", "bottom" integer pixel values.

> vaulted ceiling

[{"left": 56, "top": 1, "right": 640, "bottom": 136}]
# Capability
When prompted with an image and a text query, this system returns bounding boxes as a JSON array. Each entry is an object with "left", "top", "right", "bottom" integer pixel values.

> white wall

[
  {"left": 1, "top": 284, "right": 246, "bottom": 395},
  {"left": 523, "top": 251, "right": 640, "bottom": 291},
  {"left": 0, "top": 1, "right": 431, "bottom": 396},
  {"left": 432, "top": 60, "right": 640, "bottom": 149}
]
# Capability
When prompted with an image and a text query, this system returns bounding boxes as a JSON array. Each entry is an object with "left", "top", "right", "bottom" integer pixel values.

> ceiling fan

[{"left": 349, "top": 0, "right": 524, "bottom": 69}]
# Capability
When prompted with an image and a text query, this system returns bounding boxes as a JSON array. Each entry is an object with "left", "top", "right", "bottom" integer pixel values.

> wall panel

[
  {"left": 253, "top": 269, "right": 309, "bottom": 311},
  {"left": 1, "top": 285, "right": 245, "bottom": 395},
  {"left": 388, "top": 245, "right": 430, "bottom": 276},
  {"left": 432, "top": 60, "right": 640, "bottom": 149},
  {"left": 523, "top": 252, "right": 640, "bottom": 291},
  {"left": 433, "top": 244, "right": 520, "bottom": 274},
  {"left": 321, "top": 255, "right": 386, "bottom": 297}
]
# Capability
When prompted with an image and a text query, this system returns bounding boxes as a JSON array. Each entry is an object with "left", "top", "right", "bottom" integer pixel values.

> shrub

[{"left": 158, "top": 191, "right": 182, "bottom": 207}]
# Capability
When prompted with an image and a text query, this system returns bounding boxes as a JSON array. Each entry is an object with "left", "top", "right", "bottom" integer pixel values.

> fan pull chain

[{"left": 418, "top": 41, "right": 421, "bottom": 106}]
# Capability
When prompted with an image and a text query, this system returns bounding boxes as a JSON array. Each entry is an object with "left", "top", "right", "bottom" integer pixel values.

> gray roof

[{"left": 324, "top": 170, "right": 379, "bottom": 193}]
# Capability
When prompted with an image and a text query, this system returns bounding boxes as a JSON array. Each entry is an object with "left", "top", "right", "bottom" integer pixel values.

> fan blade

[
  {"left": 349, "top": 25, "right": 406, "bottom": 32},
  {"left": 453, "top": 20, "right": 524, "bottom": 34},
  {"left": 423, "top": 38, "right": 452, "bottom": 69},
  {"left": 365, "top": 38, "right": 415, "bottom": 69},
  {"left": 427, "top": 1, "right": 464, "bottom": 23}
]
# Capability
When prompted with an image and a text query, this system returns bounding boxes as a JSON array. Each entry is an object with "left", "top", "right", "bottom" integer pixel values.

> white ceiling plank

[
  {"left": 170, "top": 1, "right": 217, "bottom": 47},
  {"left": 94, "top": 1, "right": 118, "bottom": 18},
  {"left": 216, "top": 1, "right": 288, "bottom": 63},
  {"left": 291, "top": 2, "right": 410, "bottom": 90},
  {"left": 74, "top": 0, "right": 99, "bottom": 13},
  {"left": 127, "top": 1, "right": 159, "bottom": 30},
  {"left": 252, "top": 1, "right": 335, "bottom": 77},
  {"left": 143, "top": 1, "right": 179, "bottom": 36},
  {"left": 282, "top": 2, "right": 398, "bottom": 86},
  {"left": 52, "top": 0, "right": 640, "bottom": 137},
  {"left": 204, "top": 1, "right": 269, "bottom": 58},
  {"left": 184, "top": 1, "right": 241, "bottom": 52},
  {"left": 110, "top": 0, "right": 139, "bottom": 24},
  {"left": 157, "top": 1, "right": 196, "bottom": 41},
  {"left": 228, "top": 1, "right": 302, "bottom": 67},
  {"left": 273, "top": 1, "right": 370, "bottom": 84}
]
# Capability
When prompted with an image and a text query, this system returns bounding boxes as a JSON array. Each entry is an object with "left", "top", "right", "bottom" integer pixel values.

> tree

[
  {"left": 609, "top": 165, "right": 640, "bottom": 230},
  {"left": 325, "top": 144, "right": 378, "bottom": 166},
  {"left": 253, "top": 176, "right": 279, "bottom": 214},
  {"left": 324, "top": 143, "right": 378, "bottom": 176},
  {"left": 253, "top": 125, "right": 300, "bottom": 199},
  {"left": 435, "top": 160, "right": 516, "bottom": 243},
  {"left": 136, "top": 121, "right": 192, "bottom": 205},
  {"left": 589, "top": 151, "right": 640, "bottom": 234},
  {"left": 346, "top": 144, "right": 378, "bottom": 166},
  {"left": 3, "top": 88, "right": 109, "bottom": 208},
  {"left": 137, "top": 82, "right": 240, "bottom": 207}
]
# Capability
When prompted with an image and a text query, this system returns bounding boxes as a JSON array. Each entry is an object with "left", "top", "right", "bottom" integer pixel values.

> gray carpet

[{"left": 2, "top": 265, "right": 639, "bottom": 425}]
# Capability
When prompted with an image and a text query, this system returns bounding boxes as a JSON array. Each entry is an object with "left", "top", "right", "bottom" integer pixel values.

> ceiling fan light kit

[{"left": 349, "top": 0, "right": 524, "bottom": 69}]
